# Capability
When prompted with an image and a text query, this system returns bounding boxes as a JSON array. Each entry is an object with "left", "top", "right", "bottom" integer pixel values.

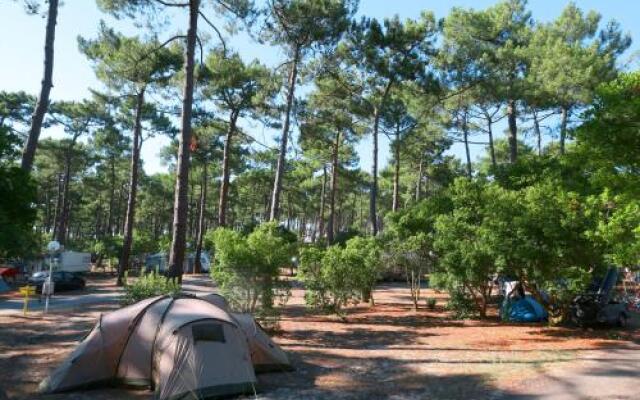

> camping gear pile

[
  {"left": 571, "top": 267, "right": 629, "bottom": 327},
  {"left": 39, "top": 294, "right": 291, "bottom": 399}
]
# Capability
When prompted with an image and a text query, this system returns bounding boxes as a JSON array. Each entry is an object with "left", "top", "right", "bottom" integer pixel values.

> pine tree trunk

[
  {"left": 118, "top": 89, "right": 145, "bottom": 286},
  {"left": 52, "top": 173, "right": 63, "bottom": 239},
  {"left": 507, "top": 99, "right": 518, "bottom": 163},
  {"left": 44, "top": 189, "right": 51, "bottom": 234},
  {"left": 168, "top": 0, "right": 199, "bottom": 283},
  {"left": 415, "top": 159, "right": 423, "bottom": 202},
  {"left": 486, "top": 116, "right": 496, "bottom": 168},
  {"left": 107, "top": 158, "right": 116, "bottom": 235},
  {"left": 370, "top": 84, "right": 392, "bottom": 235},
  {"left": 218, "top": 111, "right": 238, "bottom": 226},
  {"left": 194, "top": 157, "right": 207, "bottom": 274},
  {"left": 559, "top": 105, "right": 568, "bottom": 155},
  {"left": 270, "top": 45, "right": 300, "bottom": 222},
  {"left": 462, "top": 110, "right": 472, "bottom": 178},
  {"left": 392, "top": 125, "right": 401, "bottom": 212},
  {"left": 317, "top": 165, "right": 327, "bottom": 242},
  {"left": 327, "top": 132, "right": 340, "bottom": 243},
  {"left": 370, "top": 106, "right": 380, "bottom": 235},
  {"left": 533, "top": 110, "right": 542, "bottom": 156},
  {"left": 56, "top": 149, "right": 72, "bottom": 245},
  {"left": 21, "top": 0, "right": 58, "bottom": 172}
]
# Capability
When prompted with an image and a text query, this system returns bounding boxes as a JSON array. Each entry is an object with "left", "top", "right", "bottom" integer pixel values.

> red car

[{"left": 0, "top": 266, "right": 18, "bottom": 281}]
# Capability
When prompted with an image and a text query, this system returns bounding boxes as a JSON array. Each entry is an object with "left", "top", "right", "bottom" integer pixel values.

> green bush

[
  {"left": 122, "top": 269, "right": 180, "bottom": 305},
  {"left": 131, "top": 229, "right": 159, "bottom": 255},
  {"left": 300, "top": 236, "right": 382, "bottom": 315},
  {"left": 209, "top": 222, "right": 293, "bottom": 314},
  {"left": 425, "top": 297, "right": 437, "bottom": 310},
  {"left": 343, "top": 236, "right": 383, "bottom": 304},
  {"left": 298, "top": 245, "right": 329, "bottom": 308},
  {"left": 445, "top": 288, "right": 478, "bottom": 319}
]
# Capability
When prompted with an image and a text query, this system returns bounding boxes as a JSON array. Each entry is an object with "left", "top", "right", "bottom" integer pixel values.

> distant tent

[
  {"left": 503, "top": 295, "right": 548, "bottom": 322},
  {"left": 40, "top": 295, "right": 261, "bottom": 399},
  {"left": 0, "top": 277, "right": 9, "bottom": 292}
]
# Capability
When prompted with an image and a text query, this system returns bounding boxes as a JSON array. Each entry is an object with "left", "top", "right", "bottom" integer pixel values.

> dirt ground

[{"left": 0, "top": 276, "right": 638, "bottom": 400}]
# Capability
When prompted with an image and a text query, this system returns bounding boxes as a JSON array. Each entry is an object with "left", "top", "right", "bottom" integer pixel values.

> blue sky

[{"left": 1, "top": 0, "right": 638, "bottom": 175}]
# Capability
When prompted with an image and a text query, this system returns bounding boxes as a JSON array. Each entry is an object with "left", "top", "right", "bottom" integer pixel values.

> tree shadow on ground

[
  {"left": 254, "top": 350, "right": 541, "bottom": 400},
  {"left": 535, "top": 324, "right": 640, "bottom": 346},
  {"left": 281, "top": 326, "right": 428, "bottom": 349}
]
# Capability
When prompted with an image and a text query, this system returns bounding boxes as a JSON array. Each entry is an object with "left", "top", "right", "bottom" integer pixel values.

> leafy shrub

[
  {"left": 343, "top": 236, "right": 383, "bottom": 304},
  {"left": 317, "top": 245, "right": 355, "bottom": 314},
  {"left": 122, "top": 268, "right": 180, "bottom": 305},
  {"left": 298, "top": 245, "right": 329, "bottom": 308},
  {"left": 300, "top": 236, "right": 382, "bottom": 315},
  {"left": 425, "top": 297, "right": 437, "bottom": 310},
  {"left": 93, "top": 235, "right": 123, "bottom": 270},
  {"left": 209, "top": 222, "right": 293, "bottom": 314},
  {"left": 445, "top": 288, "right": 479, "bottom": 319},
  {"left": 385, "top": 233, "right": 435, "bottom": 310},
  {"left": 333, "top": 229, "right": 360, "bottom": 246},
  {"left": 131, "top": 229, "right": 159, "bottom": 255}
]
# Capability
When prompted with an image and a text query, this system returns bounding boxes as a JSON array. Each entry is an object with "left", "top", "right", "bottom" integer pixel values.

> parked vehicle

[
  {"left": 144, "top": 252, "right": 210, "bottom": 274},
  {"left": 35, "top": 252, "right": 92, "bottom": 274},
  {"left": 0, "top": 265, "right": 19, "bottom": 282},
  {"left": 57, "top": 251, "right": 91, "bottom": 273},
  {"left": 570, "top": 268, "right": 629, "bottom": 327},
  {"left": 28, "top": 271, "right": 86, "bottom": 293}
]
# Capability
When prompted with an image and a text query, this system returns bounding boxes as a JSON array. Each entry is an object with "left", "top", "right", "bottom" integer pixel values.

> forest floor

[{"left": 0, "top": 275, "right": 638, "bottom": 400}]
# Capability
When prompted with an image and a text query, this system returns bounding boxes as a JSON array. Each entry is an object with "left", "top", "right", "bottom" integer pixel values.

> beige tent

[
  {"left": 198, "top": 294, "right": 291, "bottom": 372},
  {"left": 40, "top": 295, "right": 260, "bottom": 399},
  {"left": 230, "top": 313, "right": 291, "bottom": 372}
]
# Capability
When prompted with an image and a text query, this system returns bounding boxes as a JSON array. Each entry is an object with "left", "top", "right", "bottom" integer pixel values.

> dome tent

[
  {"left": 502, "top": 295, "right": 548, "bottom": 322},
  {"left": 39, "top": 295, "right": 259, "bottom": 399},
  {"left": 199, "top": 293, "right": 292, "bottom": 372}
]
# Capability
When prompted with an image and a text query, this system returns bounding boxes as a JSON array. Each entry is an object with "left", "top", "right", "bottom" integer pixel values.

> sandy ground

[{"left": 0, "top": 276, "right": 638, "bottom": 400}]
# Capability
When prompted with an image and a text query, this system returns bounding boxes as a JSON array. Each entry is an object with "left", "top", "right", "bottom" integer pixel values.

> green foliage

[
  {"left": 432, "top": 179, "right": 496, "bottom": 317},
  {"left": 79, "top": 23, "right": 182, "bottom": 94},
  {"left": 0, "top": 165, "right": 37, "bottom": 258},
  {"left": 444, "top": 287, "right": 479, "bottom": 319},
  {"left": 428, "top": 176, "right": 610, "bottom": 318},
  {"left": 131, "top": 230, "right": 158, "bottom": 255},
  {"left": 262, "top": 0, "right": 358, "bottom": 53},
  {"left": 343, "top": 236, "right": 383, "bottom": 300},
  {"left": 586, "top": 192, "right": 640, "bottom": 268},
  {"left": 314, "top": 244, "right": 355, "bottom": 314},
  {"left": 577, "top": 72, "right": 640, "bottom": 175},
  {"left": 122, "top": 268, "right": 180, "bottom": 305},
  {"left": 93, "top": 235, "right": 123, "bottom": 266},
  {"left": 332, "top": 229, "right": 360, "bottom": 247},
  {"left": 209, "top": 222, "right": 294, "bottom": 313},
  {"left": 425, "top": 297, "right": 437, "bottom": 310},
  {"left": 442, "top": 0, "right": 532, "bottom": 100},
  {"left": 299, "top": 236, "right": 382, "bottom": 314},
  {"left": 298, "top": 245, "right": 329, "bottom": 308},
  {"left": 202, "top": 49, "right": 277, "bottom": 117},
  {"left": 385, "top": 195, "right": 450, "bottom": 309},
  {"left": 0, "top": 125, "right": 37, "bottom": 258}
]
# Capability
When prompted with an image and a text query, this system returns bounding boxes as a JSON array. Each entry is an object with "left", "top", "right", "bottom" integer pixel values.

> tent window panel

[{"left": 192, "top": 323, "right": 226, "bottom": 343}]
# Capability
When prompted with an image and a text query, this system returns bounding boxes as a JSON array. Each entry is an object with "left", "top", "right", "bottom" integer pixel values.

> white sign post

[{"left": 44, "top": 241, "right": 60, "bottom": 314}]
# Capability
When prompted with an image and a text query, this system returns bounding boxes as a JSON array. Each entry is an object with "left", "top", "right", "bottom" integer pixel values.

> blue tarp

[{"left": 502, "top": 295, "right": 548, "bottom": 322}]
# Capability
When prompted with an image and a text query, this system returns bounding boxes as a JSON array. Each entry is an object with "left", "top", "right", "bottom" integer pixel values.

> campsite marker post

[
  {"left": 19, "top": 285, "right": 36, "bottom": 316},
  {"left": 45, "top": 241, "right": 61, "bottom": 314}
]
